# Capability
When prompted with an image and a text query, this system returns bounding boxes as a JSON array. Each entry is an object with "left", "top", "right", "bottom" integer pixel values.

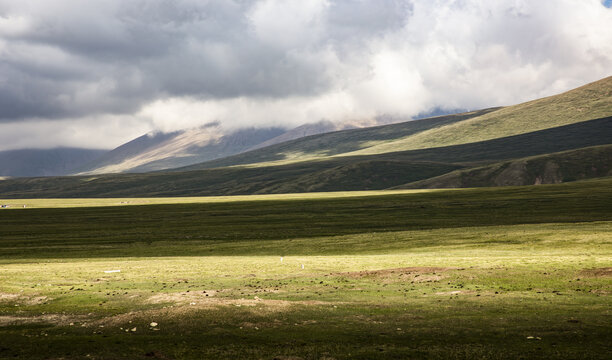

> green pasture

[
  {"left": 0, "top": 188, "right": 440, "bottom": 209},
  {"left": 0, "top": 180, "right": 611, "bottom": 359}
]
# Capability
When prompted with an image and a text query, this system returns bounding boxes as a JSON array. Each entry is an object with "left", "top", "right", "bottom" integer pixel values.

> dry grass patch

[
  {"left": 334, "top": 266, "right": 451, "bottom": 283},
  {"left": 580, "top": 267, "right": 612, "bottom": 277},
  {"left": 0, "top": 292, "right": 51, "bottom": 305},
  {"left": 147, "top": 290, "right": 218, "bottom": 304},
  {"left": 0, "top": 314, "right": 86, "bottom": 326}
]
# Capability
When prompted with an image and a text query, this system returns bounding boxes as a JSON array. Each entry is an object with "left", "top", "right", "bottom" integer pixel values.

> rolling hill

[
  {"left": 397, "top": 144, "right": 612, "bottom": 189},
  {"left": 73, "top": 125, "right": 286, "bottom": 174},
  {"left": 0, "top": 76, "right": 610, "bottom": 197},
  {"left": 74, "top": 120, "right": 379, "bottom": 175},
  {"left": 343, "top": 75, "right": 612, "bottom": 156},
  {"left": 178, "top": 76, "right": 611, "bottom": 170},
  {"left": 179, "top": 108, "right": 500, "bottom": 170},
  {"left": 0, "top": 115, "right": 610, "bottom": 198}
]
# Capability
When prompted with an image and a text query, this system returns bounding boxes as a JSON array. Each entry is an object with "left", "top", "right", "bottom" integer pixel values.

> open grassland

[
  {"left": 0, "top": 189, "right": 443, "bottom": 209},
  {"left": 1, "top": 179, "right": 611, "bottom": 359}
]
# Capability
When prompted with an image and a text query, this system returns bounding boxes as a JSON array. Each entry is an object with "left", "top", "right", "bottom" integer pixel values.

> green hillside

[
  {"left": 343, "top": 76, "right": 612, "bottom": 156},
  {"left": 181, "top": 108, "right": 499, "bottom": 170},
  {"left": 1, "top": 116, "right": 610, "bottom": 198},
  {"left": 0, "top": 77, "right": 610, "bottom": 198},
  {"left": 397, "top": 144, "right": 612, "bottom": 189},
  {"left": 180, "top": 76, "right": 611, "bottom": 169}
]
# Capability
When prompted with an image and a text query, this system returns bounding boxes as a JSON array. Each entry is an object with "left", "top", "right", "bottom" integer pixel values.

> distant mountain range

[
  {"left": 73, "top": 125, "right": 285, "bottom": 175},
  {"left": 0, "top": 120, "right": 383, "bottom": 177},
  {"left": 0, "top": 75, "right": 610, "bottom": 197},
  {"left": 0, "top": 148, "right": 106, "bottom": 177},
  {"left": 73, "top": 119, "right": 386, "bottom": 175}
]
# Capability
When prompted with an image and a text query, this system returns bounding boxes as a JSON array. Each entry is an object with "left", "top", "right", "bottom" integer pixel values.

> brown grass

[{"left": 579, "top": 267, "right": 612, "bottom": 277}]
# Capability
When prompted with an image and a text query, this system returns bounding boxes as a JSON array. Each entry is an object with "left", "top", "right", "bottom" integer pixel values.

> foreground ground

[{"left": 1, "top": 179, "right": 611, "bottom": 359}]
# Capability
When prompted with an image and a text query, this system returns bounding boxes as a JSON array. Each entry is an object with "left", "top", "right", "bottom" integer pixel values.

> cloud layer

[{"left": 0, "top": 0, "right": 611, "bottom": 150}]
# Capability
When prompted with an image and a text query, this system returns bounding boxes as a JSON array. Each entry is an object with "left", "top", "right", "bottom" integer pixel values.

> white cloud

[
  {"left": 248, "top": 0, "right": 329, "bottom": 49},
  {"left": 0, "top": 0, "right": 611, "bottom": 150},
  {"left": 0, "top": 115, "right": 150, "bottom": 151}
]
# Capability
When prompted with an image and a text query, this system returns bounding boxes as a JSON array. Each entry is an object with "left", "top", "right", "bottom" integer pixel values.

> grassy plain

[
  {"left": 1, "top": 179, "right": 611, "bottom": 359},
  {"left": 0, "top": 189, "right": 442, "bottom": 209}
]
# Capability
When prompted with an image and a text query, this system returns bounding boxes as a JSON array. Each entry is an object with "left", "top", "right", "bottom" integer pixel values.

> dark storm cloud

[
  {"left": 0, "top": 0, "right": 409, "bottom": 122},
  {"left": 0, "top": 0, "right": 610, "bottom": 150}
]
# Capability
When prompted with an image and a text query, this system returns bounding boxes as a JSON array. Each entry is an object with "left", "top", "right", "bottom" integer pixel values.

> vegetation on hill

[
  {"left": 182, "top": 108, "right": 499, "bottom": 170},
  {"left": 344, "top": 76, "right": 612, "bottom": 156},
  {"left": 180, "top": 76, "right": 611, "bottom": 169},
  {"left": 0, "top": 77, "right": 609, "bottom": 197},
  {"left": 398, "top": 144, "right": 612, "bottom": 189},
  {"left": 1, "top": 116, "right": 610, "bottom": 198},
  {"left": 74, "top": 127, "right": 285, "bottom": 175}
]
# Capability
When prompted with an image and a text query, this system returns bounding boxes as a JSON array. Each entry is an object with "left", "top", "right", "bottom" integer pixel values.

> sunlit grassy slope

[
  {"left": 180, "top": 108, "right": 499, "bottom": 170},
  {"left": 341, "top": 75, "right": 612, "bottom": 156},
  {"left": 1, "top": 116, "right": 610, "bottom": 198},
  {"left": 0, "top": 78, "right": 609, "bottom": 198},
  {"left": 181, "top": 76, "right": 611, "bottom": 169},
  {"left": 1, "top": 180, "right": 611, "bottom": 359}
]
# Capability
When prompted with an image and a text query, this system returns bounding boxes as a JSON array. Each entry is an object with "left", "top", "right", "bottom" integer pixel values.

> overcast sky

[{"left": 0, "top": 0, "right": 611, "bottom": 150}]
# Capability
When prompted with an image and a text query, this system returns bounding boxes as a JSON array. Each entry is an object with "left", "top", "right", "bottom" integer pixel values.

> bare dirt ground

[{"left": 580, "top": 267, "right": 612, "bottom": 277}]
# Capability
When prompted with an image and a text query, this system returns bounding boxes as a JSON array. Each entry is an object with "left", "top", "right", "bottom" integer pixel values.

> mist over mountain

[
  {"left": 2, "top": 75, "right": 610, "bottom": 198},
  {"left": 75, "top": 120, "right": 381, "bottom": 174},
  {"left": 75, "top": 125, "right": 285, "bottom": 174},
  {"left": 1, "top": 1, "right": 610, "bottom": 151}
]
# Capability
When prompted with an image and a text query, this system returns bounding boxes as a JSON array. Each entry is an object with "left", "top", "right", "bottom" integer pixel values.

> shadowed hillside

[
  {"left": 74, "top": 126, "right": 286, "bottom": 174},
  {"left": 179, "top": 108, "right": 500, "bottom": 170},
  {"left": 0, "top": 77, "right": 610, "bottom": 197},
  {"left": 397, "top": 144, "right": 612, "bottom": 189},
  {"left": 344, "top": 76, "right": 612, "bottom": 156},
  {"left": 1, "top": 116, "right": 610, "bottom": 198},
  {"left": 176, "top": 77, "right": 611, "bottom": 170},
  {"left": 74, "top": 120, "right": 386, "bottom": 175}
]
